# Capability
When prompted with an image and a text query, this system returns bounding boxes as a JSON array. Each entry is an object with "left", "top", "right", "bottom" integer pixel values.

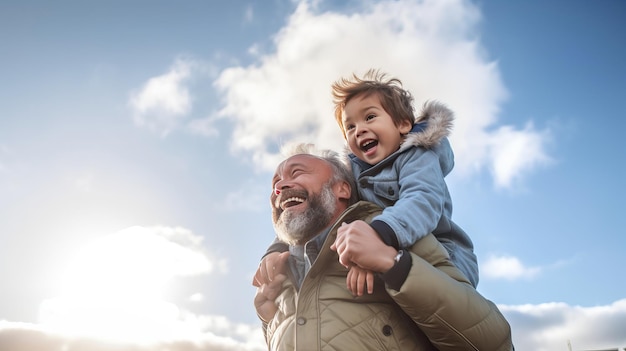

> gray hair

[{"left": 280, "top": 143, "right": 358, "bottom": 205}]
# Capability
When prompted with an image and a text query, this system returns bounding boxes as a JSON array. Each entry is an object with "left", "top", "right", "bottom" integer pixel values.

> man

[{"left": 254, "top": 143, "right": 513, "bottom": 350}]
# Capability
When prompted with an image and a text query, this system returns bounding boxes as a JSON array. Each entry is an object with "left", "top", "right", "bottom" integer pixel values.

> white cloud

[
  {"left": 5, "top": 299, "right": 626, "bottom": 351},
  {"left": 481, "top": 254, "right": 542, "bottom": 280},
  {"left": 189, "top": 293, "right": 204, "bottom": 302},
  {"left": 0, "top": 318, "right": 266, "bottom": 351},
  {"left": 129, "top": 59, "right": 195, "bottom": 136},
  {"left": 209, "top": 0, "right": 551, "bottom": 188},
  {"left": 489, "top": 122, "right": 552, "bottom": 188},
  {"left": 502, "top": 299, "right": 626, "bottom": 351},
  {"left": 152, "top": 225, "right": 207, "bottom": 253},
  {"left": 38, "top": 226, "right": 224, "bottom": 344}
]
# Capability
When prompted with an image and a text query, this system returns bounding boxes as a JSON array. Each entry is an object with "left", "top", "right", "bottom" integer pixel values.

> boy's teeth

[{"left": 360, "top": 140, "right": 377, "bottom": 151}]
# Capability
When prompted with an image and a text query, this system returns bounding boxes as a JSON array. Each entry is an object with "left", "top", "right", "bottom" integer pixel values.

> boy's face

[{"left": 342, "top": 93, "right": 412, "bottom": 165}]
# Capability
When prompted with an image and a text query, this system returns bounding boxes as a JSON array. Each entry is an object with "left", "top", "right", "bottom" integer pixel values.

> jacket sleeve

[
  {"left": 262, "top": 236, "right": 289, "bottom": 259},
  {"left": 372, "top": 147, "right": 449, "bottom": 248},
  {"left": 386, "top": 234, "right": 513, "bottom": 351}
]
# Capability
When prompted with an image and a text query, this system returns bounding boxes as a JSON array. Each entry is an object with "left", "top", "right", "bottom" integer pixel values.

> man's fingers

[
  {"left": 276, "top": 251, "right": 290, "bottom": 269},
  {"left": 262, "top": 274, "right": 287, "bottom": 299},
  {"left": 333, "top": 223, "right": 348, "bottom": 251},
  {"left": 337, "top": 250, "right": 352, "bottom": 268},
  {"left": 253, "top": 251, "right": 290, "bottom": 288},
  {"left": 265, "top": 260, "right": 274, "bottom": 282},
  {"left": 258, "top": 262, "right": 266, "bottom": 284},
  {"left": 252, "top": 273, "right": 261, "bottom": 287},
  {"left": 269, "top": 252, "right": 290, "bottom": 282},
  {"left": 333, "top": 235, "right": 350, "bottom": 267},
  {"left": 254, "top": 273, "right": 288, "bottom": 323},
  {"left": 252, "top": 264, "right": 265, "bottom": 287}
]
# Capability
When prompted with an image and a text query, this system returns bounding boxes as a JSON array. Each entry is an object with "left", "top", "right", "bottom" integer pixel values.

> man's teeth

[{"left": 281, "top": 197, "right": 305, "bottom": 209}]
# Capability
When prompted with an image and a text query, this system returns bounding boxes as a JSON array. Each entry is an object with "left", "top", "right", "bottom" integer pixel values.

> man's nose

[{"left": 274, "top": 179, "right": 289, "bottom": 195}]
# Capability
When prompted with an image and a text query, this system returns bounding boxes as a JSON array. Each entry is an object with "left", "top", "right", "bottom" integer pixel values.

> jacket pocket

[
  {"left": 350, "top": 309, "right": 410, "bottom": 350},
  {"left": 371, "top": 180, "right": 400, "bottom": 205}
]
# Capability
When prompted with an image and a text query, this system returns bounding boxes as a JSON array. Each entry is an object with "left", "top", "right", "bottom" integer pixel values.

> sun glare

[{"left": 39, "top": 226, "right": 212, "bottom": 343}]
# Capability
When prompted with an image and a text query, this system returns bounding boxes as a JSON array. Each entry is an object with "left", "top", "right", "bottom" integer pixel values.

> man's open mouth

[
  {"left": 274, "top": 189, "right": 308, "bottom": 211},
  {"left": 280, "top": 197, "right": 305, "bottom": 210}
]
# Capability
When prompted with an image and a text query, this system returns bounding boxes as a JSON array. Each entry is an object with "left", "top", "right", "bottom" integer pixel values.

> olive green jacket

[{"left": 264, "top": 201, "right": 512, "bottom": 350}]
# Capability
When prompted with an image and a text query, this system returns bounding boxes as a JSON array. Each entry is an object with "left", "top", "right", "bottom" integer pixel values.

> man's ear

[{"left": 334, "top": 180, "right": 352, "bottom": 202}]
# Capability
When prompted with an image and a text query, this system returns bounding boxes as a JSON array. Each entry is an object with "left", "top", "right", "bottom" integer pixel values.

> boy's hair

[
  {"left": 332, "top": 69, "right": 416, "bottom": 139},
  {"left": 280, "top": 142, "right": 358, "bottom": 205}
]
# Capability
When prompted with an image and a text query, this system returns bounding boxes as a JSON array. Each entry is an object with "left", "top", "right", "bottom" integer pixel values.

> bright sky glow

[
  {"left": 1, "top": 0, "right": 625, "bottom": 350},
  {"left": 38, "top": 226, "right": 213, "bottom": 343}
]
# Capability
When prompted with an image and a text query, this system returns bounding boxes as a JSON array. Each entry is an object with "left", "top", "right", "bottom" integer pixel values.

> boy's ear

[
  {"left": 399, "top": 120, "right": 413, "bottom": 134},
  {"left": 334, "top": 180, "right": 352, "bottom": 202}
]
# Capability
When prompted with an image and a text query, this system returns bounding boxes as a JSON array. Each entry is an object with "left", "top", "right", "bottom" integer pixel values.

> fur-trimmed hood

[
  {"left": 395, "top": 100, "right": 455, "bottom": 177},
  {"left": 401, "top": 100, "right": 454, "bottom": 149}
]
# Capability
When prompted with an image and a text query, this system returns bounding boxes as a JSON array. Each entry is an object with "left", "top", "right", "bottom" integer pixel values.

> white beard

[{"left": 273, "top": 183, "right": 337, "bottom": 245}]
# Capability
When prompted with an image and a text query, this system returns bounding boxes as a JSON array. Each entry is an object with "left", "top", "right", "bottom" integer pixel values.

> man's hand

[
  {"left": 331, "top": 220, "right": 397, "bottom": 273},
  {"left": 252, "top": 251, "right": 290, "bottom": 287},
  {"left": 254, "top": 273, "right": 287, "bottom": 323}
]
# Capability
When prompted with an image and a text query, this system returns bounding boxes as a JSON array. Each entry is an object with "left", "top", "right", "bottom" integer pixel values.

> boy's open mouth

[{"left": 360, "top": 139, "right": 378, "bottom": 152}]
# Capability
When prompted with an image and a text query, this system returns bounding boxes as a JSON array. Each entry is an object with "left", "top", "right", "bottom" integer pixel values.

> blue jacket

[{"left": 349, "top": 101, "right": 479, "bottom": 287}]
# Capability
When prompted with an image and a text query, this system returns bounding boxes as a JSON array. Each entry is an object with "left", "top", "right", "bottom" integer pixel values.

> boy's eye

[
  {"left": 345, "top": 124, "right": 355, "bottom": 131},
  {"left": 366, "top": 114, "right": 376, "bottom": 121}
]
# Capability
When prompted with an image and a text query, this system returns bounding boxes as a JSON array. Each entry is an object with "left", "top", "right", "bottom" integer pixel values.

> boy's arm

[
  {"left": 371, "top": 147, "right": 448, "bottom": 248},
  {"left": 369, "top": 220, "right": 400, "bottom": 249}
]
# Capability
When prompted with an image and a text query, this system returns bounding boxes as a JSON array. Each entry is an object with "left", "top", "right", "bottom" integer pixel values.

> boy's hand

[
  {"left": 252, "top": 251, "right": 290, "bottom": 287},
  {"left": 347, "top": 266, "right": 375, "bottom": 296}
]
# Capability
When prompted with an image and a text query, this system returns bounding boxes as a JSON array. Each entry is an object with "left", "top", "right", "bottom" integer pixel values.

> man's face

[{"left": 270, "top": 154, "right": 342, "bottom": 245}]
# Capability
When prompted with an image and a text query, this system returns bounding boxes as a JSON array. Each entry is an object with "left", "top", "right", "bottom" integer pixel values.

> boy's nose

[{"left": 356, "top": 125, "right": 366, "bottom": 136}]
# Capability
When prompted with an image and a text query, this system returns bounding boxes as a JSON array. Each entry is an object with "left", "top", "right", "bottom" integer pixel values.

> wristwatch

[{"left": 393, "top": 250, "right": 403, "bottom": 264}]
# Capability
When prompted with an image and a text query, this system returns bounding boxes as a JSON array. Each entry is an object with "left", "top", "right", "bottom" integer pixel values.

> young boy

[
  {"left": 332, "top": 69, "right": 478, "bottom": 295},
  {"left": 254, "top": 69, "right": 478, "bottom": 295}
]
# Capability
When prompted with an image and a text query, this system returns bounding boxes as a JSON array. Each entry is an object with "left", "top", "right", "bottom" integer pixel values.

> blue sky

[{"left": 1, "top": 0, "right": 625, "bottom": 350}]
